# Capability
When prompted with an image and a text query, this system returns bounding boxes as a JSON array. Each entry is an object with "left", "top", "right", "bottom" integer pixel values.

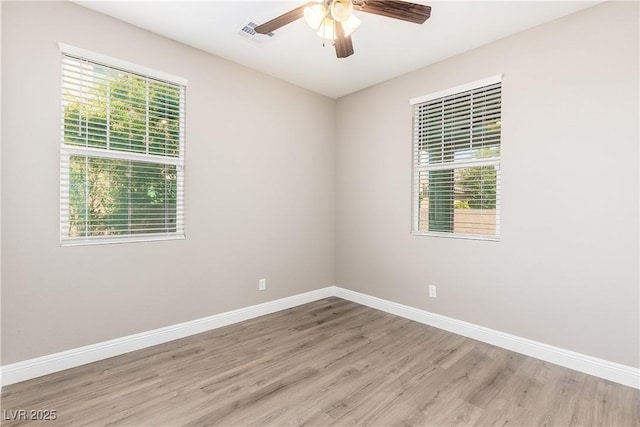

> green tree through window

[
  {"left": 61, "top": 52, "right": 185, "bottom": 243},
  {"left": 412, "top": 77, "right": 501, "bottom": 238}
]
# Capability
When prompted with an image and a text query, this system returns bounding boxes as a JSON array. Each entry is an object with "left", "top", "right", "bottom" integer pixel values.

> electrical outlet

[
  {"left": 428, "top": 285, "right": 437, "bottom": 298},
  {"left": 259, "top": 278, "right": 266, "bottom": 291}
]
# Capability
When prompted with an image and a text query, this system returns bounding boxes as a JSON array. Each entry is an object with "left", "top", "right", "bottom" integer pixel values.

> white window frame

[
  {"left": 59, "top": 44, "right": 187, "bottom": 246},
  {"left": 410, "top": 75, "right": 502, "bottom": 241}
]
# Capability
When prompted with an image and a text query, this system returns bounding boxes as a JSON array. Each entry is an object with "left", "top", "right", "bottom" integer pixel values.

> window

[
  {"left": 60, "top": 44, "right": 186, "bottom": 245},
  {"left": 411, "top": 75, "right": 502, "bottom": 240}
]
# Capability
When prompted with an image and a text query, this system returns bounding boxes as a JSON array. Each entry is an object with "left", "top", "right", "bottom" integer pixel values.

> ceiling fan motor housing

[{"left": 331, "top": 0, "right": 354, "bottom": 22}]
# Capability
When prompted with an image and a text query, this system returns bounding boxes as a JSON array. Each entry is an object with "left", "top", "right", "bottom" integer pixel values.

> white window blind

[
  {"left": 411, "top": 76, "right": 502, "bottom": 240},
  {"left": 60, "top": 49, "right": 186, "bottom": 245}
]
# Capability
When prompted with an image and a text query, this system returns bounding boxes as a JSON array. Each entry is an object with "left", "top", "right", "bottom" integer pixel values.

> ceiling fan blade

[
  {"left": 254, "top": 2, "right": 315, "bottom": 34},
  {"left": 358, "top": 0, "right": 431, "bottom": 24},
  {"left": 334, "top": 22, "right": 355, "bottom": 58}
]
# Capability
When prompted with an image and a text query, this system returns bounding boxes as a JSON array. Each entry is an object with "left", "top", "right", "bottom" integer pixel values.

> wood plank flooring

[{"left": 1, "top": 297, "right": 639, "bottom": 426}]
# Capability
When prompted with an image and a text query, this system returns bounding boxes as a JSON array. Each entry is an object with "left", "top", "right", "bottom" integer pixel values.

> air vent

[{"left": 238, "top": 21, "right": 274, "bottom": 43}]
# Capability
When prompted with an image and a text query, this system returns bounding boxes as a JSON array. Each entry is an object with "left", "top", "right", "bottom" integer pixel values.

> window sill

[
  {"left": 60, "top": 233, "right": 185, "bottom": 247},
  {"left": 411, "top": 231, "right": 500, "bottom": 242}
]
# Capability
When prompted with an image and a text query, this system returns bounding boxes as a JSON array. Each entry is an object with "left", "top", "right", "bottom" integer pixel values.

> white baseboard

[
  {"left": 0, "top": 287, "right": 334, "bottom": 387},
  {"left": 331, "top": 286, "right": 640, "bottom": 390},
  {"left": 2, "top": 285, "right": 638, "bottom": 390}
]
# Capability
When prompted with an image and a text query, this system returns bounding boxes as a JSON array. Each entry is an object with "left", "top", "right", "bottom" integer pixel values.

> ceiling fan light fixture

[
  {"left": 316, "top": 17, "right": 337, "bottom": 40},
  {"left": 304, "top": 3, "right": 327, "bottom": 30},
  {"left": 315, "top": 9, "right": 361, "bottom": 41},
  {"left": 342, "top": 13, "right": 362, "bottom": 37},
  {"left": 330, "top": 0, "right": 354, "bottom": 23}
]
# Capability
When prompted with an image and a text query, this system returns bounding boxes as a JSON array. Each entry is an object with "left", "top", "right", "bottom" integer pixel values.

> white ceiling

[{"left": 75, "top": 0, "right": 601, "bottom": 98}]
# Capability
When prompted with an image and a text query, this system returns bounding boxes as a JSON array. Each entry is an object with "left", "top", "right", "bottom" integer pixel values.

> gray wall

[
  {"left": 335, "top": 1, "right": 639, "bottom": 368},
  {"left": 1, "top": 1, "right": 335, "bottom": 364}
]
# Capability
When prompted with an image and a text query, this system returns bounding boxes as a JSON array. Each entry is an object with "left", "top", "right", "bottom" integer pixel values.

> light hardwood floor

[{"left": 1, "top": 297, "right": 639, "bottom": 426}]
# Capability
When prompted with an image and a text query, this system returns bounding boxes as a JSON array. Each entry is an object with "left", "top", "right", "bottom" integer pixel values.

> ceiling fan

[{"left": 254, "top": 0, "right": 431, "bottom": 58}]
